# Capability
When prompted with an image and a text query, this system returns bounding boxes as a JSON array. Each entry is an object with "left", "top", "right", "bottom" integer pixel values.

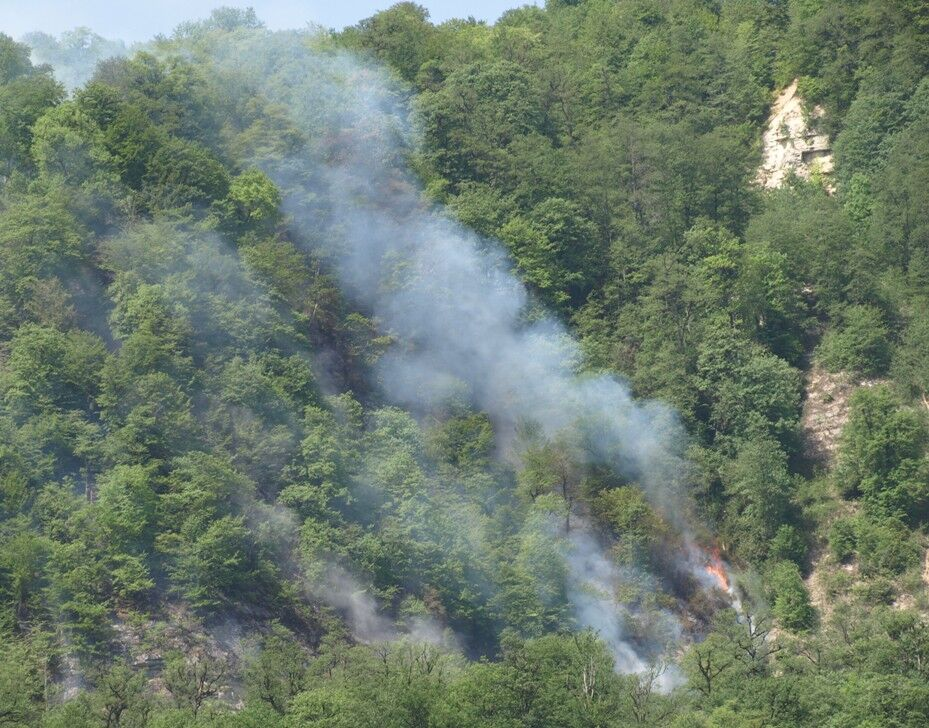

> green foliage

[
  {"left": 768, "top": 561, "right": 815, "bottom": 632},
  {"left": 166, "top": 514, "right": 271, "bottom": 610},
  {"left": 697, "top": 322, "right": 803, "bottom": 452},
  {"left": 96, "top": 465, "right": 158, "bottom": 554},
  {"left": 855, "top": 516, "right": 923, "bottom": 577},
  {"left": 222, "top": 169, "right": 282, "bottom": 233},
  {"left": 0, "top": 196, "right": 87, "bottom": 305},
  {"left": 0, "top": 34, "right": 64, "bottom": 178},
  {"left": 837, "top": 385, "right": 929, "bottom": 521},
  {"left": 829, "top": 517, "right": 857, "bottom": 562},
  {"left": 0, "top": 34, "right": 34, "bottom": 84},
  {"left": 245, "top": 624, "right": 308, "bottom": 714},
  {"left": 3, "top": 324, "right": 106, "bottom": 413},
  {"left": 818, "top": 305, "right": 891, "bottom": 376},
  {"left": 720, "top": 436, "right": 794, "bottom": 562},
  {"left": 893, "top": 314, "right": 929, "bottom": 400},
  {"left": 499, "top": 197, "right": 601, "bottom": 312},
  {"left": 163, "top": 649, "right": 231, "bottom": 716},
  {"left": 0, "top": 73, "right": 63, "bottom": 176},
  {"left": 0, "top": 2, "right": 927, "bottom": 724},
  {"left": 418, "top": 60, "right": 544, "bottom": 187},
  {"left": 342, "top": 3, "right": 438, "bottom": 84},
  {"left": 768, "top": 524, "right": 807, "bottom": 567},
  {"left": 30, "top": 101, "right": 116, "bottom": 187},
  {"left": 0, "top": 638, "right": 44, "bottom": 727},
  {"left": 143, "top": 137, "right": 230, "bottom": 210}
]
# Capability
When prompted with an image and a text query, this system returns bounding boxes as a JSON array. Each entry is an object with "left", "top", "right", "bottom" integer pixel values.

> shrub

[
  {"left": 769, "top": 524, "right": 808, "bottom": 567},
  {"left": 769, "top": 560, "right": 816, "bottom": 632},
  {"left": 856, "top": 517, "right": 922, "bottom": 577},
  {"left": 829, "top": 518, "right": 857, "bottom": 563},
  {"left": 836, "top": 385, "right": 929, "bottom": 521},
  {"left": 818, "top": 305, "right": 890, "bottom": 376}
]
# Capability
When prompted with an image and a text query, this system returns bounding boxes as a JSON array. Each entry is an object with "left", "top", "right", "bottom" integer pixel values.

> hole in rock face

[{"left": 801, "top": 148, "right": 831, "bottom": 163}]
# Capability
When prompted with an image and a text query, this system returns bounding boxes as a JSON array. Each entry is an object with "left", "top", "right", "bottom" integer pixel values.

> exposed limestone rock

[
  {"left": 757, "top": 79, "right": 833, "bottom": 189},
  {"left": 801, "top": 365, "right": 883, "bottom": 465},
  {"left": 801, "top": 366, "right": 854, "bottom": 465}
]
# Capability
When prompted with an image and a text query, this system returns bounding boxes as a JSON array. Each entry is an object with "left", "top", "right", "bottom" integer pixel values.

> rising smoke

[
  {"left": 32, "top": 18, "right": 713, "bottom": 674},
  {"left": 192, "top": 27, "right": 698, "bottom": 671},
  {"left": 24, "top": 28, "right": 128, "bottom": 91}
]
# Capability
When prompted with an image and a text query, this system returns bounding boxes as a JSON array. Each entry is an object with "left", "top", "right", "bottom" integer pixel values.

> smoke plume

[
  {"left": 190, "top": 28, "right": 696, "bottom": 670},
  {"left": 31, "top": 18, "right": 709, "bottom": 672}
]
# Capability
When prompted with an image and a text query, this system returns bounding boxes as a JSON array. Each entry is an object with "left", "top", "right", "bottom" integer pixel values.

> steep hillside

[{"left": 2, "top": 1, "right": 929, "bottom": 726}]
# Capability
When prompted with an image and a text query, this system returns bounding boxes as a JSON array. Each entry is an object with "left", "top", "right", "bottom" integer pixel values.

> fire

[{"left": 704, "top": 548, "right": 730, "bottom": 592}]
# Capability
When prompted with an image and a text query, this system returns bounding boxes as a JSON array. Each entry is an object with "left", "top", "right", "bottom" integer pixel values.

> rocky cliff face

[{"left": 757, "top": 79, "right": 833, "bottom": 189}]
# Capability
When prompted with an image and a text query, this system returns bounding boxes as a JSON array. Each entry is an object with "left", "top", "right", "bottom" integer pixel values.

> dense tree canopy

[{"left": 1, "top": 0, "right": 929, "bottom": 724}]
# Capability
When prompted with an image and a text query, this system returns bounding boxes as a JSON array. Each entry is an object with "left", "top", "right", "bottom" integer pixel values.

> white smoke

[
  {"left": 29, "top": 21, "right": 704, "bottom": 670},
  {"left": 23, "top": 28, "right": 128, "bottom": 91},
  {"left": 195, "top": 30, "right": 694, "bottom": 669},
  {"left": 566, "top": 529, "right": 649, "bottom": 674}
]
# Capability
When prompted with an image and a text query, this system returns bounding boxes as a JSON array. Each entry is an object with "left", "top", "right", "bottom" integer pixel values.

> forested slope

[{"left": 1, "top": 1, "right": 929, "bottom": 726}]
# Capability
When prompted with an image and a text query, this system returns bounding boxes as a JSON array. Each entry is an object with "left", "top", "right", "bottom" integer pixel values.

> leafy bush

[
  {"left": 829, "top": 518, "right": 857, "bottom": 562},
  {"left": 769, "top": 524, "right": 808, "bottom": 567},
  {"left": 769, "top": 560, "right": 816, "bottom": 632},
  {"left": 855, "top": 517, "right": 923, "bottom": 577},
  {"left": 836, "top": 385, "right": 929, "bottom": 521},
  {"left": 818, "top": 305, "right": 891, "bottom": 376}
]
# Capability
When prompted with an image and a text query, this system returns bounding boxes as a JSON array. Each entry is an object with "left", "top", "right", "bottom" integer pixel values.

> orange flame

[{"left": 704, "top": 548, "right": 730, "bottom": 592}]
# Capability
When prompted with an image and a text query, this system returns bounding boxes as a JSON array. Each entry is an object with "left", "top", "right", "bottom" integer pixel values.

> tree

[
  {"left": 284, "top": 686, "right": 366, "bottom": 728},
  {"left": 818, "top": 305, "right": 891, "bottom": 376},
  {"left": 92, "top": 663, "right": 152, "bottom": 728},
  {"left": 837, "top": 385, "right": 929, "bottom": 521},
  {"left": 3, "top": 324, "right": 106, "bottom": 414},
  {"left": 30, "top": 101, "right": 115, "bottom": 186},
  {"left": 499, "top": 198, "right": 601, "bottom": 312},
  {"left": 892, "top": 314, "right": 929, "bottom": 403},
  {"left": 142, "top": 137, "right": 229, "bottom": 210},
  {"left": 870, "top": 113, "right": 929, "bottom": 271},
  {"left": 96, "top": 465, "right": 157, "bottom": 554},
  {"left": 0, "top": 196, "right": 87, "bottom": 304},
  {"left": 683, "top": 631, "right": 735, "bottom": 700},
  {"left": 0, "top": 34, "right": 34, "bottom": 84},
  {"left": 102, "top": 372, "right": 199, "bottom": 464},
  {"left": 829, "top": 518, "right": 857, "bottom": 562},
  {"left": 743, "top": 187, "right": 854, "bottom": 308},
  {"left": 245, "top": 624, "right": 309, "bottom": 714},
  {"left": 516, "top": 432, "right": 581, "bottom": 530},
  {"left": 768, "top": 561, "right": 815, "bottom": 632},
  {"left": 768, "top": 524, "right": 807, "bottom": 567},
  {"left": 74, "top": 82, "right": 162, "bottom": 189},
  {"left": 163, "top": 648, "right": 232, "bottom": 716},
  {"left": 697, "top": 321, "right": 803, "bottom": 452},
  {"left": 221, "top": 169, "right": 282, "bottom": 233},
  {"left": 0, "top": 524, "right": 48, "bottom": 622},
  {"left": 342, "top": 3, "right": 438, "bottom": 84},
  {"left": 0, "top": 638, "right": 43, "bottom": 727},
  {"left": 721, "top": 436, "right": 794, "bottom": 562},
  {"left": 418, "top": 60, "right": 545, "bottom": 186},
  {"left": 593, "top": 486, "right": 670, "bottom": 568},
  {"left": 0, "top": 72, "right": 63, "bottom": 176},
  {"left": 165, "top": 515, "right": 273, "bottom": 610},
  {"left": 855, "top": 516, "right": 923, "bottom": 577}
]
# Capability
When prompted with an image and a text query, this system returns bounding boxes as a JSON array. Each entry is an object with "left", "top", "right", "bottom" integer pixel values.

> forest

[{"left": 2, "top": 0, "right": 929, "bottom": 725}]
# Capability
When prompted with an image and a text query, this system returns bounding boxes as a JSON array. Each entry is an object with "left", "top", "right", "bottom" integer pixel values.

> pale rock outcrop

[
  {"left": 801, "top": 365, "right": 885, "bottom": 465},
  {"left": 757, "top": 79, "right": 833, "bottom": 189}
]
